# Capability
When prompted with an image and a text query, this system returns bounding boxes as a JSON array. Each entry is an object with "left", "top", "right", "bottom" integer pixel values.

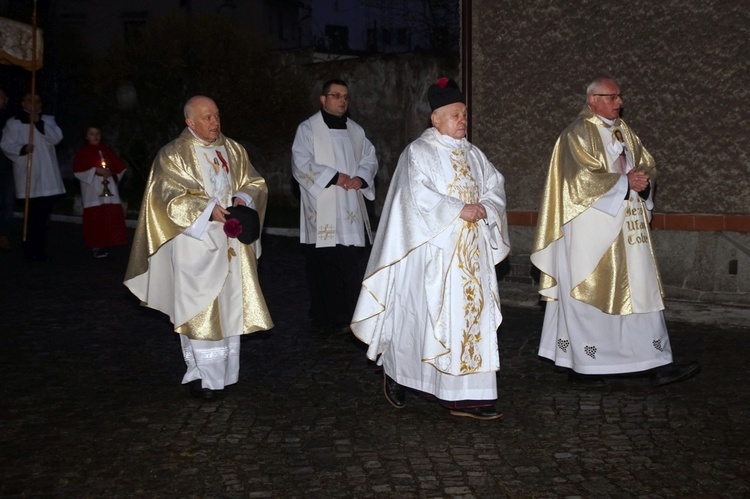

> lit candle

[{"left": 98, "top": 150, "right": 113, "bottom": 197}]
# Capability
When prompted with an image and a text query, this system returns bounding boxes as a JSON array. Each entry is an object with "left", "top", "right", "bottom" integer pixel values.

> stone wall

[
  {"left": 469, "top": 0, "right": 748, "bottom": 214},
  {"left": 469, "top": 0, "right": 749, "bottom": 305},
  {"left": 654, "top": 230, "right": 750, "bottom": 304}
]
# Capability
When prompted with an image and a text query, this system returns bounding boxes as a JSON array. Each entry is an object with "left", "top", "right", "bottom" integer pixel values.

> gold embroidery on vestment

[{"left": 446, "top": 148, "right": 484, "bottom": 373}]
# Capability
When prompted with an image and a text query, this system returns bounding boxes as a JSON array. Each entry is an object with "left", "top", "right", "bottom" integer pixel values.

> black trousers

[
  {"left": 22, "top": 195, "right": 59, "bottom": 260},
  {"left": 302, "top": 243, "right": 370, "bottom": 328}
]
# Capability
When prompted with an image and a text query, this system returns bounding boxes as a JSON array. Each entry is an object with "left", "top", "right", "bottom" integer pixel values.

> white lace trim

[{"left": 183, "top": 342, "right": 240, "bottom": 364}]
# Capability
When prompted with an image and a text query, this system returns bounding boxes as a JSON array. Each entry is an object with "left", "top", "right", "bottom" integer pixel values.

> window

[
  {"left": 367, "top": 28, "right": 377, "bottom": 51},
  {"left": 397, "top": 28, "right": 408, "bottom": 45},
  {"left": 325, "top": 24, "right": 349, "bottom": 51},
  {"left": 382, "top": 28, "right": 391, "bottom": 45},
  {"left": 121, "top": 12, "right": 148, "bottom": 42}
]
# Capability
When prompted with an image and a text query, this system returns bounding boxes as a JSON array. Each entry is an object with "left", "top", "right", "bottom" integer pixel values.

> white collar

[
  {"left": 430, "top": 128, "right": 469, "bottom": 150},
  {"left": 188, "top": 128, "right": 218, "bottom": 144}
]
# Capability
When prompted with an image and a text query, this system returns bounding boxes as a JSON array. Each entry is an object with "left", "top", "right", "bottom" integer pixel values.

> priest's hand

[
  {"left": 212, "top": 204, "right": 230, "bottom": 223},
  {"left": 232, "top": 198, "right": 246, "bottom": 207},
  {"left": 336, "top": 172, "right": 352, "bottom": 190},
  {"left": 627, "top": 169, "right": 649, "bottom": 192},
  {"left": 460, "top": 203, "right": 487, "bottom": 223},
  {"left": 344, "top": 176, "right": 363, "bottom": 191}
]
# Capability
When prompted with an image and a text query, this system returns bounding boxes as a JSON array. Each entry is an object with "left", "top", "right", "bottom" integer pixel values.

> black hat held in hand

[{"left": 224, "top": 205, "right": 261, "bottom": 244}]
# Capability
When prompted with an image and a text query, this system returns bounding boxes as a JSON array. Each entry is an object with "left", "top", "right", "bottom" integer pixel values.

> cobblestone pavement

[{"left": 1, "top": 221, "right": 749, "bottom": 498}]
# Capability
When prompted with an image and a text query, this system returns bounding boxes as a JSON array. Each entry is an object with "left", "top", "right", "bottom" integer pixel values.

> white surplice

[
  {"left": 1, "top": 115, "right": 65, "bottom": 198},
  {"left": 291, "top": 111, "right": 378, "bottom": 247}
]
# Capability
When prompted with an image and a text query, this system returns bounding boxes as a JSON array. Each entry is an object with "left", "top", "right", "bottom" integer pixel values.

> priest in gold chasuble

[
  {"left": 531, "top": 77, "right": 699, "bottom": 387},
  {"left": 352, "top": 79, "right": 510, "bottom": 420},
  {"left": 125, "top": 96, "right": 272, "bottom": 399}
]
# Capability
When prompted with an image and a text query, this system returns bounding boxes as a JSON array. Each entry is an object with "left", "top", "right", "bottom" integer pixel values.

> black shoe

[
  {"left": 650, "top": 361, "right": 701, "bottom": 387},
  {"left": 449, "top": 406, "right": 504, "bottom": 421},
  {"left": 567, "top": 371, "right": 607, "bottom": 387},
  {"left": 189, "top": 380, "right": 219, "bottom": 400},
  {"left": 383, "top": 372, "right": 405, "bottom": 409}
]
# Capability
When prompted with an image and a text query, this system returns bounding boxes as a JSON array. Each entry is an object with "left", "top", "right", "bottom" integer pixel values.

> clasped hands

[
  {"left": 627, "top": 169, "right": 650, "bottom": 192},
  {"left": 460, "top": 203, "right": 487, "bottom": 223},
  {"left": 335, "top": 173, "right": 363, "bottom": 191},
  {"left": 212, "top": 198, "right": 246, "bottom": 223}
]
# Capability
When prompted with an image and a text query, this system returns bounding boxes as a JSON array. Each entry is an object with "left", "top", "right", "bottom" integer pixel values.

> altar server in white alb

[
  {"left": 292, "top": 79, "right": 378, "bottom": 334},
  {"left": 531, "top": 76, "right": 700, "bottom": 387},
  {"left": 351, "top": 78, "right": 510, "bottom": 420},
  {"left": 124, "top": 95, "right": 273, "bottom": 400},
  {"left": 0, "top": 92, "right": 65, "bottom": 261}
]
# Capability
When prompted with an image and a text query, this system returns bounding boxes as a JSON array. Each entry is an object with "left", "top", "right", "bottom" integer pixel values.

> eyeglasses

[
  {"left": 325, "top": 93, "right": 350, "bottom": 101},
  {"left": 593, "top": 93, "right": 623, "bottom": 101}
]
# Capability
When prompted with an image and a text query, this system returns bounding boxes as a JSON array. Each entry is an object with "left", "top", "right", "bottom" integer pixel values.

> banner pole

[{"left": 22, "top": 0, "right": 38, "bottom": 242}]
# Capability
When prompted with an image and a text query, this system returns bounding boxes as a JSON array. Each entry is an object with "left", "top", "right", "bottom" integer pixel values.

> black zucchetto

[{"left": 427, "top": 77, "right": 465, "bottom": 111}]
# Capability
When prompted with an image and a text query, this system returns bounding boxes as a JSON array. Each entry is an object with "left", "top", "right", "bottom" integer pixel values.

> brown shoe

[{"left": 0, "top": 235, "right": 10, "bottom": 251}]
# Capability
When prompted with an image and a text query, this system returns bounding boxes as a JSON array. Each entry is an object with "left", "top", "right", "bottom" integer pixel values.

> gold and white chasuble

[
  {"left": 531, "top": 107, "right": 673, "bottom": 374},
  {"left": 124, "top": 128, "right": 273, "bottom": 341},
  {"left": 352, "top": 128, "right": 510, "bottom": 401}
]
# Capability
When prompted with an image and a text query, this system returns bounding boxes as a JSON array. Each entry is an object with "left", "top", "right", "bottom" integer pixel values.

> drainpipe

[{"left": 460, "top": 0, "right": 472, "bottom": 141}]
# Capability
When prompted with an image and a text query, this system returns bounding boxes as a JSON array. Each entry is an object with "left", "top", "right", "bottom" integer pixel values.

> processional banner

[{"left": 0, "top": 17, "right": 43, "bottom": 70}]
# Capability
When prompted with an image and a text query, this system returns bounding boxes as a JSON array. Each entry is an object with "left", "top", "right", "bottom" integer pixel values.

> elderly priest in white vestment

[
  {"left": 125, "top": 96, "right": 273, "bottom": 399},
  {"left": 351, "top": 78, "right": 510, "bottom": 420},
  {"left": 531, "top": 77, "right": 700, "bottom": 387}
]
